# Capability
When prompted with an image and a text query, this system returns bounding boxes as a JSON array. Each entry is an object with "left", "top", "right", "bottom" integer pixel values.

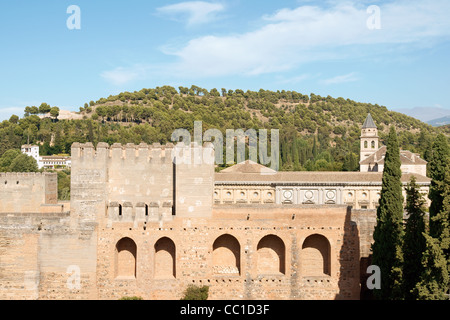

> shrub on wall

[
  {"left": 119, "top": 296, "right": 143, "bottom": 300},
  {"left": 180, "top": 285, "right": 209, "bottom": 300}
]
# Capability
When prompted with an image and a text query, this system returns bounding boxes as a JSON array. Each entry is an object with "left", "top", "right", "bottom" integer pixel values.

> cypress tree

[
  {"left": 420, "top": 136, "right": 450, "bottom": 299},
  {"left": 312, "top": 135, "right": 318, "bottom": 159},
  {"left": 413, "top": 233, "right": 449, "bottom": 300},
  {"left": 293, "top": 138, "right": 301, "bottom": 171},
  {"left": 371, "top": 126, "right": 404, "bottom": 300},
  {"left": 414, "top": 146, "right": 450, "bottom": 300},
  {"left": 428, "top": 134, "right": 449, "bottom": 238},
  {"left": 440, "top": 163, "right": 450, "bottom": 262},
  {"left": 402, "top": 176, "right": 427, "bottom": 300},
  {"left": 433, "top": 162, "right": 450, "bottom": 256}
]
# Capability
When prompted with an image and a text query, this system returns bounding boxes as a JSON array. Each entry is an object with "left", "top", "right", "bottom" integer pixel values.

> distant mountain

[
  {"left": 427, "top": 116, "right": 450, "bottom": 127},
  {"left": 396, "top": 106, "right": 450, "bottom": 123}
]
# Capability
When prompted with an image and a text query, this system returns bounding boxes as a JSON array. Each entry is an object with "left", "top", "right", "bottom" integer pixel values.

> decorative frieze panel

[
  {"left": 213, "top": 186, "right": 276, "bottom": 204},
  {"left": 324, "top": 189, "right": 336, "bottom": 204},
  {"left": 281, "top": 189, "right": 294, "bottom": 204},
  {"left": 301, "top": 189, "right": 316, "bottom": 204}
]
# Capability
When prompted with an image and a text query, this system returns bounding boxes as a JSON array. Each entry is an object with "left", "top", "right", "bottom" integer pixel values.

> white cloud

[
  {"left": 276, "top": 74, "right": 311, "bottom": 84},
  {"left": 0, "top": 107, "right": 24, "bottom": 121},
  {"left": 100, "top": 65, "right": 148, "bottom": 86},
  {"left": 156, "top": 1, "right": 225, "bottom": 26},
  {"left": 167, "top": 0, "right": 450, "bottom": 76},
  {"left": 321, "top": 72, "right": 359, "bottom": 85},
  {"left": 102, "top": 0, "right": 450, "bottom": 84}
]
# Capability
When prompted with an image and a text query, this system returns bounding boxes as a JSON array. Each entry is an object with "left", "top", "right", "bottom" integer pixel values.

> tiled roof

[
  {"left": 220, "top": 160, "right": 277, "bottom": 174},
  {"left": 362, "top": 113, "right": 377, "bottom": 129},
  {"left": 360, "top": 146, "right": 427, "bottom": 165},
  {"left": 215, "top": 170, "right": 430, "bottom": 184}
]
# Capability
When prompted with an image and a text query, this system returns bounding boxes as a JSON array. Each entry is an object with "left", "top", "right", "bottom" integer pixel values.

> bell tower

[{"left": 360, "top": 113, "right": 378, "bottom": 161}]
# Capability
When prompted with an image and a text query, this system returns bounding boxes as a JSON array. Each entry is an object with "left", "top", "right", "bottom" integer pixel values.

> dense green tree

[
  {"left": 371, "top": 126, "right": 404, "bottom": 300},
  {"left": 50, "top": 107, "right": 60, "bottom": 120},
  {"left": 57, "top": 170, "right": 71, "bottom": 200},
  {"left": 0, "top": 149, "right": 21, "bottom": 171},
  {"left": 418, "top": 162, "right": 450, "bottom": 299},
  {"left": 9, "top": 115, "right": 19, "bottom": 124},
  {"left": 39, "top": 103, "right": 51, "bottom": 114},
  {"left": 8, "top": 153, "right": 38, "bottom": 172},
  {"left": 24, "top": 106, "right": 32, "bottom": 117},
  {"left": 29, "top": 106, "right": 39, "bottom": 115},
  {"left": 402, "top": 176, "right": 427, "bottom": 300},
  {"left": 428, "top": 134, "right": 449, "bottom": 238},
  {"left": 342, "top": 152, "right": 359, "bottom": 171},
  {"left": 414, "top": 233, "right": 449, "bottom": 300}
]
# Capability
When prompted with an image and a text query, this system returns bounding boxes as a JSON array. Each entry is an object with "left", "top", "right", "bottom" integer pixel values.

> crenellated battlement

[
  {"left": 71, "top": 141, "right": 214, "bottom": 166},
  {"left": 0, "top": 172, "right": 55, "bottom": 178},
  {"left": 0, "top": 172, "right": 57, "bottom": 190}
]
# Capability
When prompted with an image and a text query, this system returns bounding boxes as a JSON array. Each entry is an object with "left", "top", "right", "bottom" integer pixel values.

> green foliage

[
  {"left": 428, "top": 134, "right": 449, "bottom": 237},
  {"left": 1, "top": 85, "right": 447, "bottom": 173},
  {"left": 411, "top": 147, "right": 450, "bottom": 300},
  {"left": 8, "top": 154, "right": 39, "bottom": 172},
  {"left": 119, "top": 296, "right": 143, "bottom": 300},
  {"left": 180, "top": 285, "right": 209, "bottom": 300},
  {"left": 413, "top": 233, "right": 449, "bottom": 300},
  {"left": 39, "top": 103, "right": 51, "bottom": 114},
  {"left": 0, "top": 149, "right": 21, "bottom": 171},
  {"left": 0, "top": 149, "right": 38, "bottom": 172},
  {"left": 371, "top": 127, "right": 404, "bottom": 300},
  {"left": 50, "top": 107, "right": 60, "bottom": 119},
  {"left": 57, "top": 170, "right": 71, "bottom": 200},
  {"left": 437, "top": 163, "right": 450, "bottom": 255},
  {"left": 402, "top": 176, "right": 427, "bottom": 300},
  {"left": 9, "top": 115, "right": 19, "bottom": 124}
]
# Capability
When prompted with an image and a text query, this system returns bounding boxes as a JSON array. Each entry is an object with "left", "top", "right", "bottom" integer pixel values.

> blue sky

[{"left": 0, "top": 0, "right": 449, "bottom": 121}]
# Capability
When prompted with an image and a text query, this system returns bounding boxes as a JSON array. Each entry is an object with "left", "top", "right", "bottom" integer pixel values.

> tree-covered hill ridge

[{"left": 2, "top": 85, "right": 449, "bottom": 172}]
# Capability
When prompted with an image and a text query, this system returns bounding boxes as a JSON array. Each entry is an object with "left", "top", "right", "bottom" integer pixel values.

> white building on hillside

[{"left": 21, "top": 144, "right": 71, "bottom": 170}]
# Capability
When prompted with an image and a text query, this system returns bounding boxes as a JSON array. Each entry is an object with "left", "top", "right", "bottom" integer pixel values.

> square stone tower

[
  {"left": 70, "top": 142, "right": 215, "bottom": 227},
  {"left": 360, "top": 113, "right": 379, "bottom": 161}
]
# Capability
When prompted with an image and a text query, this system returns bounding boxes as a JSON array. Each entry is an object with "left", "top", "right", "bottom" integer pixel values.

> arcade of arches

[{"left": 114, "top": 233, "right": 332, "bottom": 280}]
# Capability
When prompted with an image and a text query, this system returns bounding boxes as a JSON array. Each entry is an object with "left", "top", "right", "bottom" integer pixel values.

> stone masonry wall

[
  {"left": 0, "top": 211, "right": 98, "bottom": 300},
  {"left": 0, "top": 173, "right": 57, "bottom": 213},
  {"left": 0, "top": 142, "right": 367, "bottom": 300},
  {"left": 94, "top": 205, "right": 360, "bottom": 300}
]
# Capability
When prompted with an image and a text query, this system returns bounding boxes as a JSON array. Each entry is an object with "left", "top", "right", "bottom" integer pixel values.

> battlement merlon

[
  {"left": 71, "top": 142, "right": 215, "bottom": 165},
  {"left": 0, "top": 172, "right": 57, "bottom": 178}
]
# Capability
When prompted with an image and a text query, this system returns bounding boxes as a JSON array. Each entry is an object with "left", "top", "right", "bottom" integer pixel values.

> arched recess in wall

[
  {"left": 257, "top": 235, "right": 286, "bottom": 275},
  {"left": 364, "top": 141, "right": 368, "bottom": 148},
  {"left": 154, "top": 237, "right": 176, "bottom": 279},
  {"left": 371, "top": 140, "right": 376, "bottom": 149},
  {"left": 212, "top": 234, "right": 240, "bottom": 275},
  {"left": 301, "top": 234, "right": 331, "bottom": 276},
  {"left": 115, "top": 237, "right": 137, "bottom": 279}
]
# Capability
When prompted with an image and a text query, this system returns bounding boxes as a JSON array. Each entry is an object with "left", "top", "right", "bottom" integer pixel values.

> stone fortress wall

[{"left": 0, "top": 142, "right": 370, "bottom": 300}]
